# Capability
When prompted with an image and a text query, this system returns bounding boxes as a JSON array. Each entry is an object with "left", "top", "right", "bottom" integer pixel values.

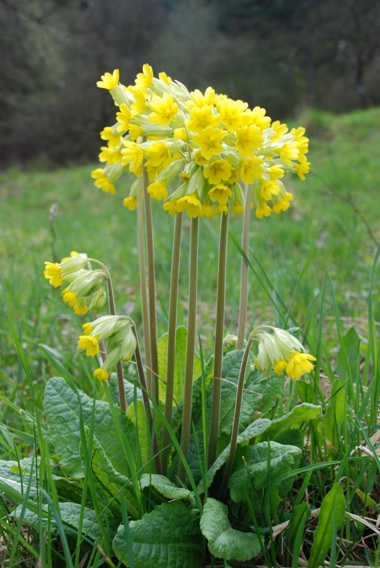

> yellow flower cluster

[
  {"left": 92, "top": 64, "right": 310, "bottom": 219},
  {"left": 43, "top": 252, "right": 107, "bottom": 315},
  {"left": 252, "top": 325, "right": 316, "bottom": 380},
  {"left": 78, "top": 315, "right": 136, "bottom": 380}
]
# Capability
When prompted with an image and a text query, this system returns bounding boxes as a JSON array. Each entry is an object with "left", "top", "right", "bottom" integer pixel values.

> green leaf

[
  {"left": 229, "top": 441, "right": 302, "bottom": 502},
  {"left": 259, "top": 403, "right": 321, "bottom": 441},
  {"left": 336, "top": 326, "right": 361, "bottom": 382},
  {"left": 14, "top": 502, "right": 108, "bottom": 541},
  {"left": 44, "top": 376, "right": 137, "bottom": 478},
  {"left": 218, "top": 351, "right": 285, "bottom": 437},
  {"left": 198, "top": 418, "right": 272, "bottom": 492},
  {"left": 87, "top": 432, "right": 140, "bottom": 518},
  {"left": 140, "top": 473, "right": 194, "bottom": 503},
  {"left": 309, "top": 483, "right": 346, "bottom": 568},
  {"left": 113, "top": 501, "right": 202, "bottom": 568},
  {"left": 158, "top": 326, "right": 201, "bottom": 404},
  {"left": 321, "top": 380, "right": 345, "bottom": 447},
  {"left": 200, "top": 498, "right": 261, "bottom": 561},
  {"left": 126, "top": 400, "right": 153, "bottom": 473},
  {"left": 285, "top": 502, "right": 311, "bottom": 567}
]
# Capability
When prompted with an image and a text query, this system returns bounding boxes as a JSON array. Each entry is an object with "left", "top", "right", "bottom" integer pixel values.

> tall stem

[
  {"left": 106, "top": 275, "right": 127, "bottom": 412},
  {"left": 178, "top": 216, "right": 199, "bottom": 482},
  {"left": 137, "top": 179, "right": 152, "bottom": 395},
  {"left": 208, "top": 211, "right": 229, "bottom": 467},
  {"left": 219, "top": 336, "right": 253, "bottom": 499},
  {"left": 161, "top": 213, "right": 183, "bottom": 474},
  {"left": 133, "top": 329, "right": 162, "bottom": 474},
  {"left": 237, "top": 186, "right": 252, "bottom": 349},
  {"left": 142, "top": 166, "right": 159, "bottom": 404}
]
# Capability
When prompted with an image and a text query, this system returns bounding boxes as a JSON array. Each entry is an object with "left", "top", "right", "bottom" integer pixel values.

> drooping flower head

[
  {"left": 44, "top": 252, "right": 108, "bottom": 315},
  {"left": 92, "top": 65, "right": 310, "bottom": 219},
  {"left": 251, "top": 325, "right": 316, "bottom": 380},
  {"left": 77, "top": 315, "right": 136, "bottom": 380}
]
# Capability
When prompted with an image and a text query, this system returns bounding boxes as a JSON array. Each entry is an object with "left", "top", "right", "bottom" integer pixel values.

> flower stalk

[
  {"left": 237, "top": 186, "right": 252, "bottom": 349},
  {"left": 219, "top": 335, "right": 253, "bottom": 499},
  {"left": 142, "top": 163, "right": 159, "bottom": 404},
  {"left": 208, "top": 210, "right": 229, "bottom": 467},
  {"left": 161, "top": 212, "right": 183, "bottom": 475},
  {"left": 178, "top": 216, "right": 199, "bottom": 481}
]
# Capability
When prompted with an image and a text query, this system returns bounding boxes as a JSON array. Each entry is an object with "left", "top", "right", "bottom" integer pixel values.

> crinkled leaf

[
  {"left": 108, "top": 374, "right": 144, "bottom": 406},
  {"left": 218, "top": 351, "right": 285, "bottom": 437},
  {"left": 113, "top": 501, "right": 202, "bottom": 568},
  {"left": 126, "top": 400, "right": 153, "bottom": 473},
  {"left": 229, "top": 441, "right": 302, "bottom": 502},
  {"left": 200, "top": 498, "right": 261, "bottom": 561},
  {"left": 259, "top": 403, "right": 321, "bottom": 441},
  {"left": 86, "top": 431, "right": 139, "bottom": 518},
  {"left": 198, "top": 418, "right": 272, "bottom": 493},
  {"left": 140, "top": 473, "right": 194, "bottom": 503},
  {"left": 309, "top": 483, "right": 346, "bottom": 568},
  {"left": 14, "top": 501, "right": 109, "bottom": 541},
  {"left": 158, "top": 326, "right": 190, "bottom": 404},
  {"left": 44, "top": 376, "right": 137, "bottom": 478}
]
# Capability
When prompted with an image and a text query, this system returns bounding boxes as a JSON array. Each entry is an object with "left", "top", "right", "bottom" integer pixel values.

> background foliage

[{"left": 1, "top": 0, "right": 380, "bottom": 167}]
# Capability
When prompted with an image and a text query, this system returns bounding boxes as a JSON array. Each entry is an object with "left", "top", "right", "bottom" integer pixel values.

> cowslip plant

[{"left": 4, "top": 65, "right": 321, "bottom": 567}]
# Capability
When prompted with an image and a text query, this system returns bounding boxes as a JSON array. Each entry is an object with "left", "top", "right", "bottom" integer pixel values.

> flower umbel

[
  {"left": 251, "top": 325, "right": 316, "bottom": 380},
  {"left": 93, "top": 64, "right": 310, "bottom": 218}
]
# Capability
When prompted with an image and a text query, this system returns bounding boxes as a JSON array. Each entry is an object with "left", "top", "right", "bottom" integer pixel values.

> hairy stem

[
  {"left": 237, "top": 186, "right": 252, "bottom": 349},
  {"left": 142, "top": 166, "right": 159, "bottom": 403},
  {"left": 137, "top": 179, "right": 152, "bottom": 395},
  {"left": 208, "top": 211, "right": 229, "bottom": 467},
  {"left": 219, "top": 336, "right": 253, "bottom": 499},
  {"left": 178, "top": 216, "right": 199, "bottom": 482},
  {"left": 106, "top": 275, "right": 127, "bottom": 412},
  {"left": 161, "top": 213, "right": 183, "bottom": 474},
  {"left": 133, "top": 329, "right": 162, "bottom": 474}
]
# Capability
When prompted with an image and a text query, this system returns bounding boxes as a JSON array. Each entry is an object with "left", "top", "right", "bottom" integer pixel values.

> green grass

[{"left": 0, "top": 107, "right": 380, "bottom": 566}]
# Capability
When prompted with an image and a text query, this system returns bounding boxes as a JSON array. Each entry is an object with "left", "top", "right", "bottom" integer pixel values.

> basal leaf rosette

[{"left": 92, "top": 64, "right": 310, "bottom": 218}]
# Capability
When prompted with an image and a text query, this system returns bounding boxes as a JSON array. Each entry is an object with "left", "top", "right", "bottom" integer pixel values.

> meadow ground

[{"left": 0, "top": 108, "right": 379, "bottom": 566}]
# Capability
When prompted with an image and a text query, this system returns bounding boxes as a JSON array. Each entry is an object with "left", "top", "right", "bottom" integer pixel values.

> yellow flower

[
  {"left": 272, "top": 192, "right": 293, "bottom": 214},
  {"left": 208, "top": 184, "right": 232, "bottom": 205},
  {"left": 232, "top": 202, "right": 244, "bottom": 215},
  {"left": 218, "top": 98, "right": 248, "bottom": 131},
  {"left": 145, "top": 142, "right": 172, "bottom": 169},
  {"left": 188, "top": 87, "right": 215, "bottom": 108},
  {"left": 203, "top": 159, "right": 232, "bottom": 185},
  {"left": 296, "top": 155, "right": 310, "bottom": 181},
  {"left": 94, "top": 367, "right": 109, "bottom": 381},
  {"left": 158, "top": 71, "right": 172, "bottom": 85},
  {"left": 187, "top": 106, "right": 218, "bottom": 133},
  {"left": 91, "top": 169, "right": 116, "bottom": 194},
  {"left": 149, "top": 93, "right": 178, "bottom": 126},
  {"left": 163, "top": 201, "right": 178, "bottom": 215},
  {"left": 98, "top": 146, "right": 122, "bottom": 165},
  {"left": 123, "top": 196, "right": 137, "bottom": 210},
  {"left": 176, "top": 193, "right": 202, "bottom": 218},
  {"left": 135, "top": 63, "right": 154, "bottom": 91},
  {"left": 121, "top": 141, "right": 144, "bottom": 176},
  {"left": 62, "top": 289, "right": 78, "bottom": 307},
  {"left": 192, "top": 127, "right": 227, "bottom": 160},
  {"left": 100, "top": 127, "right": 122, "bottom": 148},
  {"left": 240, "top": 157, "right": 264, "bottom": 184},
  {"left": 82, "top": 322, "right": 94, "bottom": 335},
  {"left": 252, "top": 325, "right": 315, "bottom": 380},
  {"left": 236, "top": 125, "right": 263, "bottom": 158},
  {"left": 78, "top": 334, "right": 100, "bottom": 357},
  {"left": 147, "top": 181, "right": 168, "bottom": 201},
  {"left": 43, "top": 262, "right": 63, "bottom": 287},
  {"left": 116, "top": 104, "right": 132, "bottom": 133},
  {"left": 286, "top": 352, "right": 316, "bottom": 380},
  {"left": 96, "top": 69, "right": 119, "bottom": 90},
  {"left": 242, "top": 106, "right": 271, "bottom": 129},
  {"left": 255, "top": 203, "right": 272, "bottom": 219}
]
